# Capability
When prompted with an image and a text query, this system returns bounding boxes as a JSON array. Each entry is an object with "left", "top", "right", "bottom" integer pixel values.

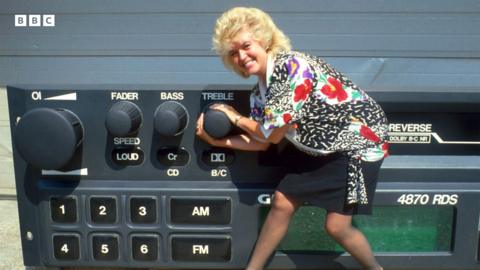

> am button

[{"left": 170, "top": 198, "right": 231, "bottom": 225}]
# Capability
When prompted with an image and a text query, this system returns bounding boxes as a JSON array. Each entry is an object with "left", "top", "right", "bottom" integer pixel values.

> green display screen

[{"left": 259, "top": 206, "right": 455, "bottom": 252}]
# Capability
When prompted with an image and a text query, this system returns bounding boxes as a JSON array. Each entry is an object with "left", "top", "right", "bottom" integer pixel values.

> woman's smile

[{"left": 228, "top": 29, "right": 268, "bottom": 79}]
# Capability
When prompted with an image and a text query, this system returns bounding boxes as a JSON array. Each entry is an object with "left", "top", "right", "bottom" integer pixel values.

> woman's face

[{"left": 228, "top": 28, "right": 268, "bottom": 79}]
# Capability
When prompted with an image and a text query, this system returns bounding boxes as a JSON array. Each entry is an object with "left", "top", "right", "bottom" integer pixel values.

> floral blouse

[{"left": 250, "top": 51, "right": 389, "bottom": 205}]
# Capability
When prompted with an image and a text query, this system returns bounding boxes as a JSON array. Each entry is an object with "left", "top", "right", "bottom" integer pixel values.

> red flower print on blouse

[
  {"left": 294, "top": 79, "right": 313, "bottom": 102},
  {"left": 283, "top": 113, "right": 292, "bottom": 124},
  {"left": 382, "top": 142, "right": 389, "bottom": 157},
  {"left": 360, "top": 125, "right": 381, "bottom": 143},
  {"left": 321, "top": 77, "right": 348, "bottom": 102}
]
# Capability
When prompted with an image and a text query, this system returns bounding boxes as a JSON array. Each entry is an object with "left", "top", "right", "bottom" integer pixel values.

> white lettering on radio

[
  {"left": 160, "top": 92, "right": 184, "bottom": 100},
  {"left": 396, "top": 194, "right": 458, "bottom": 205},
  {"left": 388, "top": 123, "right": 432, "bottom": 133},
  {"left": 257, "top": 194, "right": 273, "bottom": 205},
  {"left": 192, "top": 206, "right": 210, "bottom": 216},
  {"left": 201, "top": 92, "right": 234, "bottom": 101},
  {"left": 192, "top": 245, "right": 209, "bottom": 255},
  {"left": 211, "top": 169, "right": 228, "bottom": 177},
  {"left": 111, "top": 92, "right": 138, "bottom": 100},
  {"left": 167, "top": 169, "right": 179, "bottom": 176},
  {"left": 388, "top": 123, "right": 433, "bottom": 144},
  {"left": 116, "top": 153, "right": 139, "bottom": 161},
  {"left": 113, "top": 137, "right": 141, "bottom": 145},
  {"left": 31, "top": 91, "right": 42, "bottom": 100}
]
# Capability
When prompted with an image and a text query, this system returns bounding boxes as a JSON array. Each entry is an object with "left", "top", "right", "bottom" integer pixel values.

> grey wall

[{"left": 1, "top": 0, "right": 480, "bottom": 190}]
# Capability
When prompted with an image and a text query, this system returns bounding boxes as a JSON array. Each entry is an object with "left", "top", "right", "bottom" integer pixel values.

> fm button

[{"left": 172, "top": 236, "right": 231, "bottom": 262}]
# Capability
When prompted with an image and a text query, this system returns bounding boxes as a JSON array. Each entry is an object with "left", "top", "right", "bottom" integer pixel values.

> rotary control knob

[
  {"left": 154, "top": 101, "right": 189, "bottom": 136},
  {"left": 203, "top": 105, "right": 232, "bottom": 139},
  {"left": 105, "top": 101, "right": 143, "bottom": 136},
  {"left": 14, "top": 108, "right": 83, "bottom": 170}
]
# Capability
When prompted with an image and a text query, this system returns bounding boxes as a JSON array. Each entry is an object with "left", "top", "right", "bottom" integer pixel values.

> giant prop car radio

[{"left": 7, "top": 85, "right": 480, "bottom": 269}]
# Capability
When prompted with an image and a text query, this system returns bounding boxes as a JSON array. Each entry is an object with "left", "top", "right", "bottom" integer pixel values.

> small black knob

[
  {"left": 14, "top": 108, "right": 83, "bottom": 170},
  {"left": 154, "top": 101, "right": 189, "bottom": 136},
  {"left": 203, "top": 106, "right": 232, "bottom": 139},
  {"left": 105, "top": 101, "right": 143, "bottom": 136}
]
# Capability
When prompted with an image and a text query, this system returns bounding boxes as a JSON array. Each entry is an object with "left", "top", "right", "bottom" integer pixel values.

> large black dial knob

[
  {"left": 154, "top": 101, "right": 189, "bottom": 136},
  {"left": 14, "top": 108, "right": 83, "bottom": 170},
  {"left": 203, "top": 106, "right": 232, "bottom": 139},
  {"left": 105, "top": 101, "right": 143, "bottom": 136}
]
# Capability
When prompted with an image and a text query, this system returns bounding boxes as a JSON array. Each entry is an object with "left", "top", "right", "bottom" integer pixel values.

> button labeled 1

[
  {"left": 50, "top": 197, "right": 77, "bottom": 223},
  {"left": 53, "top": 234, "right": 80, "bottom": 260},
  {"left": 172, "top": 236, "right": 231, "bottom": 262}
]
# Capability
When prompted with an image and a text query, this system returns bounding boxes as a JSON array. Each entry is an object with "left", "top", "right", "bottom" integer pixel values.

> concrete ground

[{"left": 0, "top": 198, "right": 24, "bottom": 270}]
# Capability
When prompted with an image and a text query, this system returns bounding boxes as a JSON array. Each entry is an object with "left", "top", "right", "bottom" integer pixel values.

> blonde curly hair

[{"left": 212, "top": 7, "right": 291, "bottom": 78}]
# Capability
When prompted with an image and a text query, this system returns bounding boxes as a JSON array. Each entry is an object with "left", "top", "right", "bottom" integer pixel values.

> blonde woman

[{"left": 196, "top": 7, "right": 387, "bottom": 270}]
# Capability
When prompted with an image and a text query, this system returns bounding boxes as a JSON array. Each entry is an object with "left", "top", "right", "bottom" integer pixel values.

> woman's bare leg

[
  {"left": 246, "top": 191, "right": 302, "bottom": 270},
  {"left": 324, "top": 211, "right": 383, "bottom": 270}
]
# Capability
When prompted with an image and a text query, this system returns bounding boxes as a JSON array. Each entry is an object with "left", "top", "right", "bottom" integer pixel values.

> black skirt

[{"left": 275, "top": 145, "right": 382, "bottom": 215}]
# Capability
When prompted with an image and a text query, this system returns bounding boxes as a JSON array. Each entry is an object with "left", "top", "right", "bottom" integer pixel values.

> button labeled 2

[{"left": 90, "top": 197, "right": 117, "bottom": 224}]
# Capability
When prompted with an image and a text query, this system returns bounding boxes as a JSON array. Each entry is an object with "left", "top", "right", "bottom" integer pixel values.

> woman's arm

[
  {"left": 195, "top": 113, "right": 271, "bottom": 151},
  {"left": 208, "top": 103, "right": 289, "bottom": 144},
  {"left": 234, "top": 115, "right": 289, "bottom": 144}
]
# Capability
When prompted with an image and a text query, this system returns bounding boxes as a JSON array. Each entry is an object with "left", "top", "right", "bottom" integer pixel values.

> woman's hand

[
  {"left": 210, "top": 103, "right": 241, "bottom": 124},
  {"left": 196, "top": 113, "right": 219, "bottom": 146}
]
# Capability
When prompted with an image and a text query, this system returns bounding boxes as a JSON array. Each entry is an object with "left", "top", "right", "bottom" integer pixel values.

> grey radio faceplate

[{"left": 7, "top": 85, "right": 480, "bottom": 269}]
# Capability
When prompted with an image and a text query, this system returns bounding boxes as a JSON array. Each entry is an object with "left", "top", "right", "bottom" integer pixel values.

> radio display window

[{"left": 260, "top": 205, "right": 454, "bottom": 252}]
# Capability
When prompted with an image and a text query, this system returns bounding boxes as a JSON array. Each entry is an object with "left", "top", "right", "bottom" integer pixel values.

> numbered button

[
  {"left": 90, "top": 197, "right": 117, "bottom": 224},
  {"left": 53, "top": 234, "right": 80, "bottom": 260},
  {"left": 51, "top": 197, "right": 77, "bottom": 223},
  {"left": 92, "top": 234, "right": 119, "bottom": 261},
  {"left": 130, "top": 197, "right": 157, "bottom": 224},
  {"left": 132, "top": 235, "right": 159, "bottom": 261}
]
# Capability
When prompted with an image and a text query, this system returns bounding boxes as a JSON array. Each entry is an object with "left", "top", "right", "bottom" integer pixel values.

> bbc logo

[{"left": 15, "top": 14, "right": 55, "bottom": 27}]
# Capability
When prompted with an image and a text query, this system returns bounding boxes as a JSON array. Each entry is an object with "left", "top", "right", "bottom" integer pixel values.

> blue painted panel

[{"left": 1, "top": 1, "right": 479, "bottom": 57}]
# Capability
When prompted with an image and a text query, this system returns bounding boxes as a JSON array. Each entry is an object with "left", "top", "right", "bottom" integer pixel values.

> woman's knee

[
  {"left": 324, "top": 213, "right": 352, "bottom": 239},
  {"left": 270, "top": 191, "right": 299, "bottom": 216}
]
